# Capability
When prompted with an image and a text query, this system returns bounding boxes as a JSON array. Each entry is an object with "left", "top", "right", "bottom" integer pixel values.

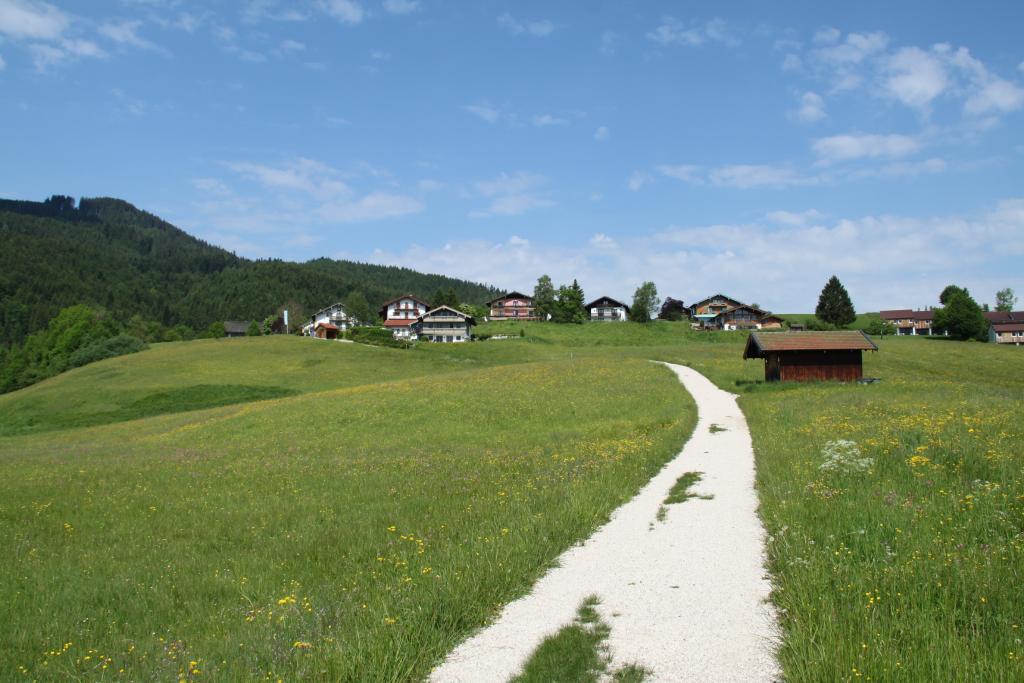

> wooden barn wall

[{"left": 769, "top": 350, "right": 863, "bottom": 382}]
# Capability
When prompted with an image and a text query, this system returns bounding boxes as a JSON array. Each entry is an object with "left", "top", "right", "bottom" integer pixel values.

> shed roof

[
  {"left": 224, "top": 321, "right": 250, "bottom": 334},
  {"left": 743, "top": 330, "right": 878, "bottom": 359}
]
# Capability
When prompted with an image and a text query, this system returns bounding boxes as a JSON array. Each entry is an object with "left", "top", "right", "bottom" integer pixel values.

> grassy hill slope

[{"left": 1, "top": 325, "right": 1022, "bottom": 681}]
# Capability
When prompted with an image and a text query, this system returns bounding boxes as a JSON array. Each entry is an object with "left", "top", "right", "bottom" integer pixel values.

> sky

[{"left": 1, "top": 0, "right": 1023, "bottom": 312}]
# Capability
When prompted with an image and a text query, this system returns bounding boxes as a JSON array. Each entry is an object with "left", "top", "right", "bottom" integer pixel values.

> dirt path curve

[{"left": 429, "top": 362, "right": 781, "bottom": 683}]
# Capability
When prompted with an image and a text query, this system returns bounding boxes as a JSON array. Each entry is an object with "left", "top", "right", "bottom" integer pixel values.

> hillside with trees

[{"left": 0, "top": 195, "right": 499, "bottom": 346}]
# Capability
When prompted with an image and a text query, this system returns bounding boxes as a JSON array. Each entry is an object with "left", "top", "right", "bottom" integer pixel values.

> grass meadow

[
  {"left": 0, "top": 336, "right": 694, "bottom": 681},
  {"left": 1, "top": 323, "right": 1022, "bottom": 681}
]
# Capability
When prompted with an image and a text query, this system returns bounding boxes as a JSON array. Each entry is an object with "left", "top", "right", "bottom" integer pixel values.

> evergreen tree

[
  {"left": 630, "top": 282, "right": 660, "bottom": 323},
  {"left": 815, "top": 275, "right": 856, "bottom": 327},
  {"left": 533, "top": 275, "right": 556, "bottom": 321},
  {"left": 552, "top": 280, "right": 586, "bottom": 323},
  {"left": 934, "top": 291, "right": 987, "bottom": 341},
  {"left": 995, "top": 287, "right": 1017, "bottom": 312},
  {"left": 246, "top": 320, "right": 262, "bottom": 336}
]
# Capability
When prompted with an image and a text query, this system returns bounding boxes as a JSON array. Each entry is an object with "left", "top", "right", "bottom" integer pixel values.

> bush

[
  {"left": 350, "top": 326, "right": 411, "bottom": 349},
  {"left": 66, "top": 334, "right": 148, "bottom": 369},
  {"left": 863, "top": 318, "right": 896, "bottom": 336}
]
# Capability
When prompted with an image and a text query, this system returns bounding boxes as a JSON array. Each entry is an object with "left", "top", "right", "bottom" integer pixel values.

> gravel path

[{"left": 429, "top": 362, "right": 781, "bottom": 683}]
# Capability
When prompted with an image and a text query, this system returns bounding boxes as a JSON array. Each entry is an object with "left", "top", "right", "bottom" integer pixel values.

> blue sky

[{"left": 1, "top": 0, "right": 1022, "bottom": 312}]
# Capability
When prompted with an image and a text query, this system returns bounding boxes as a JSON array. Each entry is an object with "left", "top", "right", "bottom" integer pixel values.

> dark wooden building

[{"left": 743, "top": 330, "right": 878, "bottom": 382}]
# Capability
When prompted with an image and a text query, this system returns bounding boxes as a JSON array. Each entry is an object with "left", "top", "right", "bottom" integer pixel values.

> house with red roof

[
  {"left": 379, "top": 294, "right": 430, "bottom": 339},
  {"left": 879, "top": 309, "right": 945, "bottom": 336},
  {"left": 986, "top": 310, "right": 1024, "bottom": 346}
]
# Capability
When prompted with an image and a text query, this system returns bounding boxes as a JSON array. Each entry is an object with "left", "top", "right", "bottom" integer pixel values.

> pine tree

[{"left": 815, "top": 275, "right": 856, "bottom": 327}]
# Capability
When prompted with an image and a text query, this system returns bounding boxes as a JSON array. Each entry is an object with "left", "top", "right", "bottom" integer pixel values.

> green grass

[
  {"left": 511, "top": 596, "right": 648, "bottom": 683},
  {"left": 1, "top": 324, "right": 1022, "bottom": 681},
  {"left": 777, "top": 312, "right": 881, "bottom": 330},
  {"left": 0, "top": 335, "right": 695, "bottom": 681}
]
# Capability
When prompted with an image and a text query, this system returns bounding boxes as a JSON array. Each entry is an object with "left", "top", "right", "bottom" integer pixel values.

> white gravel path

[{"left": 429, "top": 362, "right": 781, "bottom": 683}]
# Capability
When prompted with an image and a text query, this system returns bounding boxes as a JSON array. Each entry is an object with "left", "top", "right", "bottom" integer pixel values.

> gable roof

[
  {"left": 719, "top": 304, "right": 768, "bottom": 318},
  {"left": 743, "top": 330, "right": 878, "bottom": 359},
  {"left": 486, "top": 291, "right": 533, "bottom": 306},
  {"left": 584, "top": 296, "right": 631, "bottom": 312},
  {"left": 690, "top": 293, "right": 745, "bottom": 310},
  {"left": 380, "top": 294, "right": 430, "bottom": 309},
  {"left": 315, "top": 322, "right": 339, "bottom": 331},
  {"left": 418, "top": 305, "right": 475, "bottom": 324},
  {"left": 985, "top": 310, "right": 1024, "bottom": 323},
  {"left": 992, "top": 323, "right": 1024, "bottom": 333},
  {"left": 880, "top": 309, "right": 934, "bottom": 321}
]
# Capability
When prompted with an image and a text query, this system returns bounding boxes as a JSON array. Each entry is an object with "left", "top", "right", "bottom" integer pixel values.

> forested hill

[{"left": 0, "top": 195, "right": 499, "bottom": 344}]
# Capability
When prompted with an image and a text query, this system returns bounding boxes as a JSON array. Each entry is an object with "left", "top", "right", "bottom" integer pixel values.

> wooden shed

[
  {"left": 743, "top": 330, "right": 878, "bottom": 382},
  {"left": 314, "top": 322, "right": 340, "bottom": 340}
]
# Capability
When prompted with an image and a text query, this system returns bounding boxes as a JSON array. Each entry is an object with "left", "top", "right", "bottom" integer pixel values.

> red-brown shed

[{"left": 743, "top": 330, "right": 878, "bottom": 382}]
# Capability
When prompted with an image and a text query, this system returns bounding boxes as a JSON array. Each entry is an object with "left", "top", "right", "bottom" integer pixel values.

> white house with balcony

[
  {"left": 302, "top": 302, "right": 353, "bottom": 336},
  {"left": 585, "top": 296, "right": 630, "bottom": 321},
  {"left": 413, "top": 305, "right": 475, "bottom": 342},
  {"left": 379, "top": 294, "right": 430, "bottom": 339}
]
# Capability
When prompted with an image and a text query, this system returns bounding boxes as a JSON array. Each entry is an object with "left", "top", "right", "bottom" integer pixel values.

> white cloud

[
  {"left": 383, "top": 0, "right": 421, "bottom": 15},
  {"left": 363, "top": 199, "right": 1024, "bottom": 312},
  {"left": 709, "top": 164, "right": 808, "bottom": 188},
  {"left": 765, "top": 209, "right": 823, "bottom": 226},
  {"left": 417, "top": 179, "right": 443, "bottom": 192},
  {"left": 657, "top": 164, "right": 702, "bottom": 184},
  {"left": 471, "top": 172, "right": 553, "bottom": 217},
  {"left": 475, "top": 172, "right": 544, "bottom": 197},
  {"left": 850, "top": 157, "right": 947, "bottom": 179},
  {"left": 98, "top": 20, "right": 166, "bottom": 54},
  {"left": 814, "top": 31, "right": 888, "bottom": 64},
  {"left": 781, "top": 53, "right": 801, "bottom": 71},
  {"left": 812, "top": 27, "right": 840, "bottom": 46},
  {"left": 792, "top": 91, "right": 826, "bottom": 122},
  {"left": 278, "top": 39, "right": 305, "bottom": 53},
  {"left": 812, "top": 133, "right": 921, "bottom": 163},
  {"left": 594, "top": 126, "right": 609, "bottom": 141},
  {"left": 369, "top": 49, "right": 390, "bottom": 60},
  {"left": 243, "top": 1, "right": 309, "bottom": 24},
  {"left": 647, "top": 16, "right": 737, "bottom": 47},
  {"left": 227, "top": 158, "right": 353, "bottom": 200},
  {"left": 532, "top": 113, "right": 567, "bottom": 126},
  {"left": 27, "top": 38, "right": 105, "bottom": 71},
  {"left": 319, "top": 0, "right": 364, "bottom": 25},
  {"left": 498, "top": 13, "right": 553, "bottom": 38},
  {"left": 0, "top": 0, "right": 69, "bottom": 40},
  {"left": 473, "top": 194, "right": 554, "bottom": 217},
  {"left": 964, "top": 77, "right": 1024, "bottom": 116},
  {"left": 628, "top": 171, "right": 649, "bottom": 191},
  {"left": 600, "top": 30, "right": 618, "bottom": 56},
  {"left": 464, "top": 103, "right": 500, "bottom": 123},
  {"left": 318, "top": 192, "right": 423, "bottom": 222},
  {"left": 881, "top": 46, "right": 948, "bottom": 109}
]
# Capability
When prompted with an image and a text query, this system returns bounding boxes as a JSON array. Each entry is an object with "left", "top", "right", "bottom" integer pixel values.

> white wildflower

[{"left": 819, "top": 439, "right": 873, "bottom": 474}]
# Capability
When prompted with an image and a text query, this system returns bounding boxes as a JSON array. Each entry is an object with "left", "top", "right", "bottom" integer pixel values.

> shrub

[
  {"left": 350, "top": 326, "right": 411, "bottom": 349},
  {"left": 863, "top": 318, "right": 896, "bottom": 336},
  {"left": 66, "top": 334, "right": 148, "bottom": 370}
]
